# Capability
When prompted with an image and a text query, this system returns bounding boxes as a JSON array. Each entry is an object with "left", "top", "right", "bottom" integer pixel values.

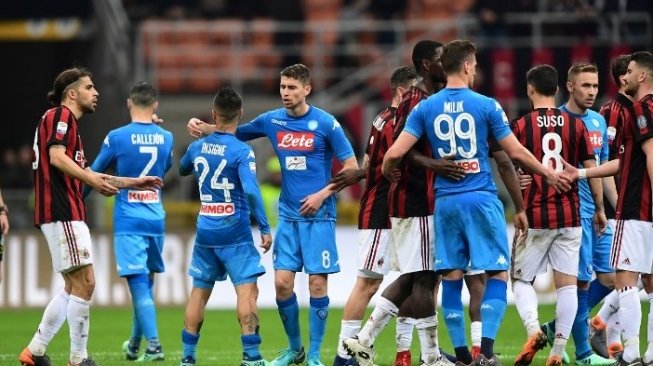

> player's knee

[
  {"left": 308, "top": 274, "right": 328, "bottom": 296},
  {"left": 274, "top": 277, "right": 294, "bottom": 297}
]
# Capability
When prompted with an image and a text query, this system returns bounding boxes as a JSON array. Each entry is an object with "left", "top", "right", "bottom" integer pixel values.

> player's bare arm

[
  {"left": 102, "top": 175, "right": 164, "bottom": 191},
  {"left": 405, "top": 149, "right": 465, "bottom": 180},
  {"left": 187, "top": 117, "right": 213, "bottom": 138},
  {"left": 300, "top": 156, "right": 358, "bottom": 216},
  {"left": 0, "top": 187, "right": 8, "bottom": 236},
  {"left": 602, "top": 175, "right": 618, "bottom": 211},
  {"left": 561, "top": 158, "right": 619, "bottom": 181},
  {"left": 493, "top": 150, "right": 528, "bottom": 234},
  {"left": 382, "top": 131, "right": 419, "bottom": 181},
  {"left": 642, "top": 138, "right": 653, "bottom": 219},
  {"left": 329, "top": 154, "right": 367, "bottom": 192},
  {"left": 49, "top": 145, "right": 120, "bottom": 196},
  {"left": 582, "top": 158, "right": 607, "bottom": 234}
]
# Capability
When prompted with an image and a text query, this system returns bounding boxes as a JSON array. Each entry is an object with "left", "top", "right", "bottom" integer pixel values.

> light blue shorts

[
  {"left": 114, "top": 234, "right": 165, "bottom": 277},
  {"left": 189, "top": 243, "right": 265, "bottom": 288},
  {"left": 273, "top": 219, "right": 339, "bottom": 274},
  {"left": 578, "top": 217, "right": 614, "bottom": 281}
]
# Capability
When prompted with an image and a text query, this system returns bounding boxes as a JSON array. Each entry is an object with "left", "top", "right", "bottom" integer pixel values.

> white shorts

[
  {"left": 611, "top": 220, "right": 653, "bottom": 274},
  {"left": 390, "top": 216, "right": 434, "bottom": 274},
  {"left": 358, "top": 229, "right": 392, "bottom": 278},
  {"left": 41, "top": 221, "right": 93, "bottom": 273},
  {"left": 511, "top": 227, "right": 581, "bottom": 282}
]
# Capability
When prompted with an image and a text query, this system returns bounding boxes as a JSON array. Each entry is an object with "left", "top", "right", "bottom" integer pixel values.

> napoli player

[
  {"left": 380, "top": 40, "right": 567, "bottom": 366},
  {"left": 179, "top": 87, "right": 272, "bottom": 366},
  {"left": 188, "top": 64, "right": 358, "bottom": 366},
  {"left": 88, "top": 82, "right": 174, "bottom": 361}
]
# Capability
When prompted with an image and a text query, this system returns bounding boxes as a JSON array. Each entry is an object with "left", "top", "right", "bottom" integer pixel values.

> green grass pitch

[{"left": 0, "top": 303, "right": 649, "bottom": 365}]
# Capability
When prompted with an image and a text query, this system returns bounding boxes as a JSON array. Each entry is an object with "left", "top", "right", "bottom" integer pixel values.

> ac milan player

[
  {"left": 19, "top": 68, "right": 163, "bottom": 366},
  {"left": 188, "top": 64, "right": 358, "bottom": 366},
  {"left": 511, "top": 64, "right": 606, "bottom": 366},
  {"left": 563, "top": 51, "right": 653, "bottom": 366},
  {"left": 329, "top": 65, "right": 420, "bottom": 366}
]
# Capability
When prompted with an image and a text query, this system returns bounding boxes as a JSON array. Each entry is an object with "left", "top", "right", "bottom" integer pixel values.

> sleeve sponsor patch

[
  {"left": 249, "top": 161, "right": 257, "bottom": 172},
  {"left": 55, "top": 121, "right": 68, "bottom": 139}
]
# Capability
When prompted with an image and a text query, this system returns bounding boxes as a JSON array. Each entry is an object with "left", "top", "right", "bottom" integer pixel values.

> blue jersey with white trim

[
  {"left": 179, "top": 132, "right": 270, "bottom": 247},
  {"left": 91, "top": 122, "right": 173, "bottom": 235},
  {"left": 560, "top": 105, "right": 609, "bottom": 218},
  {"left": 236, "top": 105, "right": 354, "bottom": 221},
  {"left": 404, "top": 88, "right": 511, "bottom": 197}
]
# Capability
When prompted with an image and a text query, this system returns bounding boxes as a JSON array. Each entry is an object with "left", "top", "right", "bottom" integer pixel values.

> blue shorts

[
  {"left": 434, "top": 191, "right": 510, "bottom": 272},
  {"left": 189, "top": 243, "right": 265, "bottom": 288},
  {"left": 114, "top": 234, "right": 165, "bottom": 277},
  {"left": 273, "top": 219, "right": 339, "bottom": 274},
  {"left": 578, "top": 217, "right": 615, "bottom": 281}
]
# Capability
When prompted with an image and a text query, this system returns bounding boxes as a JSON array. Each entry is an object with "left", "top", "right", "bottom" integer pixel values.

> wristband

[{"left": 578, "top": 169, "right": 587, "bottom": 180}]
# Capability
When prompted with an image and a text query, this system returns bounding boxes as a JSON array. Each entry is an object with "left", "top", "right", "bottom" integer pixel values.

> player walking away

[
  {"left": 510, "top": 64, "right": 606, "bottom": 366},
  {"left": 328, "top": 65, "right": 419, "bottom": 366},
  {"left": 589, "top": 54, "right": 633, "bottom": 360},
  {"left": 562, "top": 51, "right": 653, "bottom": 366},
  {"left": 178, "top": 87, "right": 273, "bottom": 366},
  {"left": 188, "top": 64, "right": 358, "bottom": 366},
  {"left": 20, "top": 67, "right": 163, "bottom": 366},
  {"left": 377, "top": 40, "right": 568, "bottom": 366},
  {"left": 87, "top": 82, "right": 174, "bottom": 362},
  {"left": 0, "top": 183, "right": 9, "bottom": 285}
]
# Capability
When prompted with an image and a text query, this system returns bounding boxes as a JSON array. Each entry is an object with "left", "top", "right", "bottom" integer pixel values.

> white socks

[
  {"left": 28, "top": 290, "right": 70, "bottom": 356},
  {"left": 618, "top": 288, "right": 641, "bottom": 362},
  {"left": 471, "top": 321, "right": 482, "bottom": 348},
  {"left": 513, "top": 280, "right": 540, "bottom": 336},
  {"left": 338, "top": 320, "right": 361, "bottom": 358},
  {"left": 416, "top": 315, "right": 441, "bottom": 361},
  {"left": 396, "top": 317, "right": 415, "bottom": 352},
  {"left": 551, "top": 285, "right": 577, "bottom": 358},
  {"left": 358, "top": 297, "right": 398, "bottom": 347},
  {"left": 68, "top": 295, "right": 90, "bottom": 365}
]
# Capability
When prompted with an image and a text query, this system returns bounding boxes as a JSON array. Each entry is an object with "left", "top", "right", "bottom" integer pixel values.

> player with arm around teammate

[{"left": 178, "top": 87, "right": 273, "bottom": 366}]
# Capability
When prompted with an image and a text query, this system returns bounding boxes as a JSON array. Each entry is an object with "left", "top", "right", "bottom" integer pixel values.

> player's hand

[
  {"left": 382, "top": 168, "right": 401, "bottom": 182},
  {"left": 517, "top": 168, "right": 533, "bottom": 190},
  {"left": 594, "top": 211, "right": 608, "bottom": 235},
  {"left": 152, "top": 113, "right": 164, "bottom": 124},
  {"left": 330, "top": 169, "right": 364, "bottom": 192},
  {"left": 259, "top": 233, "right": 272, "bottom": 253},
  {"left": 89, "top": 173, "right": 119, "bottom": 196},
  {"left": 187, "top": 117, "right": 208, "bottom": 138},
  {"left": 299, "top": 191, "right": 327, "bottom": 216},
  {"left": 561, "top": 159, "right": 579, "bottom": 181},
  {"left": 128, "top": 176, "right": 164, "bottom": 191},
  {"left": 429, "top": 155, "right": 465, "bottom": 180},
  {"left": 513, "top": 210, "right": 528, "bottom": 237},
  {"left": 0, "top": 211, "right": 9, "bottom": 235}
]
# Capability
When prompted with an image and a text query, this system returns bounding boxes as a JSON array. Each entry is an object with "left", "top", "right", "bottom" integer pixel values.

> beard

[
  {"left": 80, "top": 100, "right": 96, "bottom": 114},
  {"left": 624, "top": 83, "right": 637, "bottom": 97}
]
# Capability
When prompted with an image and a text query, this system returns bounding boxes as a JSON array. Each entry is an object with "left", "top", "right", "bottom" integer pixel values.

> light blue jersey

[
  {"left": 91, "top": 122, "right": 174, "bottom": 235},
  {"left": 404, "top": 87, "right": 512, "bottom": 196},
  {"left": 236, "top": 106, "right": 354, "bottom": 221},
  {"left": 179, "top": 132, "right": 270, "bottom": 247},
  {"left": 560, "top": 105, "right": 609, "bottom": 218}
]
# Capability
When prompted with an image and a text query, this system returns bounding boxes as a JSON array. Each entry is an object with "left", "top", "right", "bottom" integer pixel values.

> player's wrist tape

[{"left": 578, "top": 169, "right": 587, "bottom": 180}]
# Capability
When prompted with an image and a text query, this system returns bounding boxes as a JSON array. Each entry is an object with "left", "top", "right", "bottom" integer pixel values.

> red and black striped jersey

[
  {"left": 387, "top": 86, "right": 435, "bottom": 218},
  {"left": 616, "top": 94, "right": 653, "bottom": 222},
  {"left": 358, "top": 106, "right": 395, "bottom": 229},
  {"left": 599, "top": 93, "right": 633, "bottom": 219},
  {"left": 33, "top": 106, "right": 87, "bottom": 226},
  {"left": 512, "top": 108, "right": 594, "bottom": 229}
]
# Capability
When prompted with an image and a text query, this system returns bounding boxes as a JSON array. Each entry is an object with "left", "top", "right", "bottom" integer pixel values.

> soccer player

[
  {"left": 379, "top": 40, "right": 567, "bottom": 366},
  {"left": 0, "top": 183, "right": 8, "bottom": 285},
  {"left": 510, "top": 64, "right": 606, "bottom": 366},
  {"left": 188, "top": 64, "right": 358, "bottom": 366},
  {"left": 590, "top": 54, "right": 633, "bottom": 360},
  {"left": 329, "top": 65, "right": 419, "bottom": 366},
  {"left": 20, "top": 67, "right": 163, "bottom": 366},
  {"left": 178, "top": 86, "right": 272, "bottom": 366},
  {"left": 87, "top": 82, "right": 174, "bottom": 361},
  {"left": 563, "top": 50, "right": 653, "bottom": 366}
]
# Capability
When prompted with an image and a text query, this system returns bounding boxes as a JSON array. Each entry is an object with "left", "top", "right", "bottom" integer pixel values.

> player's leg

[
  {"left": 641, "top": 273, "right": 653, "bottom": 364},
  {"left": 271, "top": 219, "right": 304, "bottom": 365},
  {"left": 395, "top": 302, "right": 416, "bottom": 366},
  {"left": 511, "top": 228, "right": 552, "bottom": 366},
  {"left": 225, "top": 242, "right": 268, "bottom": 366},
  {"left": 334, "top": 228, "right": 388, "bottom": 366},
  {"left": 303, "top": 221, "right": 339, "bottom": 366},
  {"left": 409, "top": 271, "right": 443, "bottom": 365},
  {"left": 590, "top": 290, "right": 620, "bottom": 358},
  {"left": 464, "top": 272, "right": 485, "bottom": 359}
]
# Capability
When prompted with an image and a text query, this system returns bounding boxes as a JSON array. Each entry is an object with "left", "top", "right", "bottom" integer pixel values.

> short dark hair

[
  {"left": 129, "top": 82, "right": 157, "bottom": 107},
  {"left": 280, "top": 64, "right": 310, "bottom": 84},
  {"left": 630, "top": 51, "right": 653, "bottom": 74},
  {"left": 47, "top": 67, "right": 92, "bottom": 106},
  {"left": 390, "top": 66, "right": 417, "bottom": 93},
  {"left": 441, "top": 40, "right": 477, "bottom": 74},
  {"left": 526, "top": 64, "right": 558, "bottom": 97},
  {"left": 212, "top": 86, "right": 242, "bottom": 121},
  {"left": 610, "top": 54, "right": 631, "bottom": 87},
  {"left": 567, "top": 62, "right": 598, "bottom": 82},
  {"left": 411, "top": 40, "right": 443, "bottom": 72}
]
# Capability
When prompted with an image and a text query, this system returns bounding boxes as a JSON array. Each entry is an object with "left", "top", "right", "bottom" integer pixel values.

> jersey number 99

[{"left": 434, "top": 113, "right": 477, "bottom": 158}]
